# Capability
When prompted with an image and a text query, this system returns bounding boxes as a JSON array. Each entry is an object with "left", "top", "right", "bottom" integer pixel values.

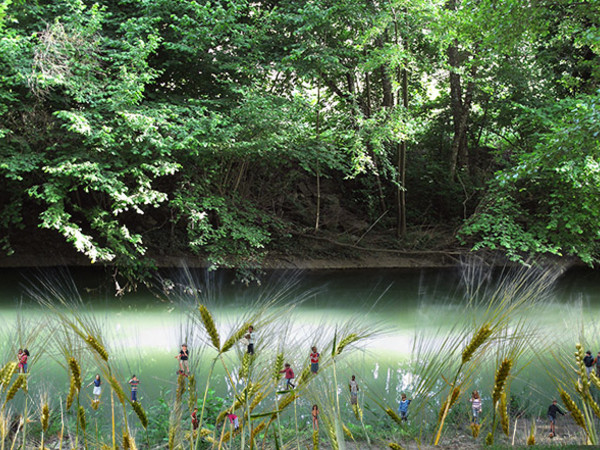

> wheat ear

[
  {"left": 199, "top": 305, "right": 220, "bottom": 350},
  {"left": 462, "top": 324, "right": 492, "bottom": 364}
]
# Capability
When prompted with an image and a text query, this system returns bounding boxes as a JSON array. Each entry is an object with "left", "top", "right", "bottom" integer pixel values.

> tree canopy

[{"left": 1, "top": 0, "right": 599, "bottom": 278}]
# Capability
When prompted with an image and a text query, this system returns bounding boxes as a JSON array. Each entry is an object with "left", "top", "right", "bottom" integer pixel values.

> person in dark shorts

[
  {"left": 21, "top": 349, "right": 29, "bottom": 373},
  {"left": 349, "top": 375, "right": 359, "bottom": 405},
  {"left": 547, "top": 399, "right": 565, "bottom": 437},
  {"left": 128, "top": 375, "right": 139, "bottom": 402},
  {"left": 245, "top": 326, "right": 254, "bottom": 355},
  {"left": 584, "top": 350, "right": 594, "bottom": 378},
  {"left": 310, "top": 347, "right": 320, "bottom": 374},
  {"left": 176, "top": 344, "right": 189, "bottom": 375},
  {"left": 280, "top": 363, "right": 295, "bottom": 390}
]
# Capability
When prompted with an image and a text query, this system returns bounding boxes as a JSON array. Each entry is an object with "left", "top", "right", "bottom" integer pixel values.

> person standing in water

[
  {"left": 87, "top": 374, "right": 102, "bottom": 404},
  {"left": 398, "top": 393, "right": 411, "bottom": 421},
  {"left": 246, "top": 326, "right": 255, "bottom": 355},
  {"left": 310, "top": 347, "right": 320, "bottom": 374},
  {"left": 191, "top": 407, "right": 199, "bottom": 430},
  {"left": 349, "top": 375, "right": 359, "bottom": 405},
  {"left": 312, "top": 405, "right": 319, "bottom": 431},
  {"left": 470, "top": 391, "right": 482, "bottom": 424},
  {"left": 176, "top": 344, "right": 189, "bottom": 375},
  {"left": 128, "top": 375, "right": 140, "bottom": 402},
  {"left": 548, "top": 399, "right": 565, "bottom": 437},
  {"left": 280, "top": 363, "right": 295, "bottom": 390}
]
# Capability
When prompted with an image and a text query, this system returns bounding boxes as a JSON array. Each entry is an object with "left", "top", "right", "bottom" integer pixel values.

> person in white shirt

[
  {"left": 349, "top": 375, "right": 359, "bottom": 405},
  {"left": 470, "top": 390, "right": 482, "bottom": 424},
  {"left": 245, "top": 326, "right": 254, "bottom": 355}
]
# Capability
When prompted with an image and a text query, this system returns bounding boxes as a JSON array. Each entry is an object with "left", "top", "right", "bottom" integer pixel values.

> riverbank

[{"left": 0, "top": 227, "right": 470, "bottom": 269}]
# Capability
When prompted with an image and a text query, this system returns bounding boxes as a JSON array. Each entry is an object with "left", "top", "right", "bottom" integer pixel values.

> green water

[{"left": 1, "top": 266, "right": 599, "bottom": 433}]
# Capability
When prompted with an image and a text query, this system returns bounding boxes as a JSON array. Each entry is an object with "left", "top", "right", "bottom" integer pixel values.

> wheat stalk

[
  {"left": 462, "top": 324, "right": 492, "bottom": 364},
  {"left": 221, "top": 323, "right": 250, "bottom": 353},
  {"left": 5, "top": 374, "right": 25, "bottom": 403},
  {"left": 485, "top": 431, "right": 494, "bottom": 445},
  {"left": 492, "top": 358, "right": 512, "bottom": 405},
  {"left": 130, "top": 400, "right": 148, "bottom": 429},
  {"left": 1, "top": 362, "right": 17, "bottom": 391},
  {"left": 108, "top": 376, "right": 127, "bottom": 405},
  {"left": 559, "top": 388, "right": 586, "bottom": 430},
  {"left": 527, "top": 420, "right": 535, "bottom": 445},
  {"left": 352, "top": 403, "right": 362, "bottom": 421},
  {"left": 199, "top": 305, "right": 220, "bottom": 350},
  {"left": 41, "top": 403, "right": 50, "bottom": 432},
  {"left": 168, "top": 427, "right": 176, "bottom": 450},
  {"left": 272, "top": 353, "right": 284, "bottom": 382},
  {"left": 176, "top": 373, "right": 186, "bottom": 403},
  {"left": 250, "top": 421, "right": 265, "bottom": 442},
  {"left": 78, "top": 405, "right": 86, "bottom": 432},
  {"left": 122, "top": 431, "right": 131, "bottom": 450},
  {"left": 499, "top": 391, "right": 509, "bottom": 436},
  {"left": 295, "top": 365, "right": 312, "bottom": 387},
  {"left": 385, "top": 408, "right": 403, "bottom": 425},
  {"left": 470, "top": 423, "right": 481, "bottom": 438},
  {"left": 438, "top": 386, "right": 461, "bottom": 422},
  {"left": 312, "top": 429, "right": 319, "bottom": 449},
  {"left": 68, "top": 357, "right": 82, "bottom": 391},
  {"left": 342, "top": 424, "right": 353, "bottom": 440},
  {"left": 388, "top": 444, "right": 404, "bottom": 450},
  {"left": 249, "top": 391, "right": 266, "bottom": 412},
  {"left": 240, "top": 352, "right": 252, "bottom": 379},
  {"left": 335, "top": 333, "right": 359, "bottom": 356},
  {"left": 66, "top": 382, "right": 75, "bottom": 410},
  {"left": 86, "top": 334, "right": 109, "bottom": 361},
  {"left": 325, "top": 421, "right": 339, "bottom": 450},
  {"left": 590, "top": 372, "right": 600, "bottom": 390}
]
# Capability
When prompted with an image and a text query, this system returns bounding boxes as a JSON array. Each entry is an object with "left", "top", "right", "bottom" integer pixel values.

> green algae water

[{"left": 0, "top": 266, "right": 598, "bottom": 438}]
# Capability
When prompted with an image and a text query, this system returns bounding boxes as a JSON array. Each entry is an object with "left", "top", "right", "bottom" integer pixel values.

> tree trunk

[
  {"left": 392, "top": 8, "right": 408, "bottom": 238},
  {"left": 315, "top": 83, "right": 321, "bottom": 233},
  {"left": 447, "top": 0, "right": 477, "bottom": 179}
]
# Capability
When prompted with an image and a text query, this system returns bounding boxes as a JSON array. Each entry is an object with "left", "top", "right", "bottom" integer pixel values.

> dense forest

[{"left": 0, "top": 0, "right": 599, "bottom": 279}]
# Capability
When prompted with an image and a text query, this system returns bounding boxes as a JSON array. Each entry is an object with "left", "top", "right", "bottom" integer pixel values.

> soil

[{"left": 0, "top": 227, "right": 466, "bottom": 270}]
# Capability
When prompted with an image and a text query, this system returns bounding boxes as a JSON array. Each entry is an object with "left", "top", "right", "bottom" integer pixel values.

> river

[{"left": 0, "top": 265, "right": 597, "bottom": 436}]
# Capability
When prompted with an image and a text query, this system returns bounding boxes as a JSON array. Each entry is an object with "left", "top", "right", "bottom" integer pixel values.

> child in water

[
  {"left": 349, "top": 375, "right": 359, "bottom": 405},
  {"left": 128, "top": 375, "right": 139, "bottom": 402},
  {"left": 310, "top": 347, "right": 320, "bottom": 374},
  {"left": 280, "top": 363, "right": 295, "bottom": 390},
  {"left": 312, "top": 405, "right": 319, "bottom": 431},
  {"left": 21, "top": 349, "right": 29, "bottom": 374},
  {"left": 398, "top": 393, "right": 411, "bottom": 421},
  {"left": 87, "top": 374, "right": 102, "bottom": 404},
  {"left": 245, "top": 326, "right": 254, "bottom": 355},
  {"left": 176, "top": 344, "right": 189, "bottom": 375},
  {"left": 470, "top": 391, "right": 482, "bottom": 424},
  {"left": 191, "top": 407, "right": 199, "bottom": 430}
]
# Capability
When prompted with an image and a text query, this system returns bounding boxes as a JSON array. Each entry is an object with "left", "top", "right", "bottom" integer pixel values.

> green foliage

[
  {"left": 461, "top": 92, "right": 600, "bottom": 263},
  {"left": 0, "top": 0, "right": 599, "bottom": 276}
]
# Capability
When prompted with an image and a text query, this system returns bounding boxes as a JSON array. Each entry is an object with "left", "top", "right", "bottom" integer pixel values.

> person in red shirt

[
  {"left": 280, "top": 363, "right": 295, "bottom": 390},
  {"left": 20, "top": 349, "right": 29, "bottom": 374},
  {"left": 191, "top": 407, "right": 199, "bottom": 430},
  {"left": 227, "top": 413, "right": 239, "bottom": 430},
  {"left": 310, "top": 347, "right": 320, "bottom": 374}
]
